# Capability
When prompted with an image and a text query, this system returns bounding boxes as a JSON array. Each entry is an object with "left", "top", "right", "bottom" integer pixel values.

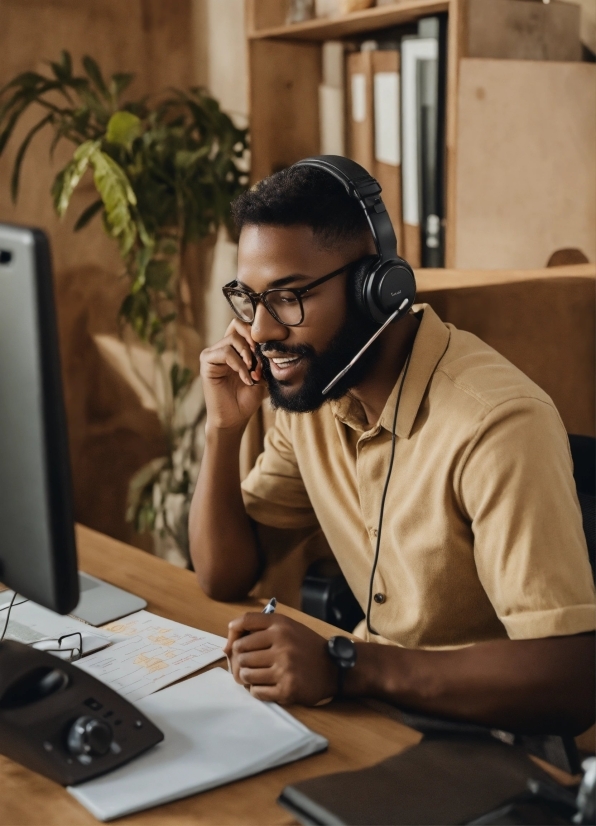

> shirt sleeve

[
  {"left": 459, "top": 396, "right": 596, "bottom": 640},
  {"left": 241, "top": 411, "right": 319, "bottom": 530}
]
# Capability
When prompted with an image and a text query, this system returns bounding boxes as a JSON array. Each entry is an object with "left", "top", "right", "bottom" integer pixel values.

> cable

[
  {"left": 366, "top": 349, "right": 413, "bottom": 635},
  {"left": 0, "top": 590, "right": 19, "bottom": 642}
]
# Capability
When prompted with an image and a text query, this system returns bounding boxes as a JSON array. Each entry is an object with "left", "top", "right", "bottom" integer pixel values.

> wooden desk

[{"left": 0, "top": 525, "right": 421, "bottom": 826}]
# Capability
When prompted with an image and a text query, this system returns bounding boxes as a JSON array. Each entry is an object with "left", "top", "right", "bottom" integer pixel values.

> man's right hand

[{"left": 199, "top": 319, "right": 267, "bottom": 431}]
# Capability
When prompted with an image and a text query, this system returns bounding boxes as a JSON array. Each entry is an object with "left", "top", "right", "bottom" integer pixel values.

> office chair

[{"left": 568, "top": 434, "right": 595, "bottom": 577}]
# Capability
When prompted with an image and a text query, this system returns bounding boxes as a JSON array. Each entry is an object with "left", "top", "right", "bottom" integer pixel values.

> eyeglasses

[{"left": 222, "top": 258, "right": 363, "bottom": 327}]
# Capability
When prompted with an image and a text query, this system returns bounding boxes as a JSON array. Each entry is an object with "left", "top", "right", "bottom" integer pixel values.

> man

[{"left": 190, "top": 163, "right": 595, "bottom": 735}]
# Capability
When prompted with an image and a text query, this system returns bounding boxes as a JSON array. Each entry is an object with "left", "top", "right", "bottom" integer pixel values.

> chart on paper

[{"left": 74, "top": 610, "right": 226, "bottom": 701}]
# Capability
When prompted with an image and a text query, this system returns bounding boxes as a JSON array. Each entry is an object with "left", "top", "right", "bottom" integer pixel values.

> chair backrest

[{"left": 568, "top": 434, "right": 595, "bottom": 577}]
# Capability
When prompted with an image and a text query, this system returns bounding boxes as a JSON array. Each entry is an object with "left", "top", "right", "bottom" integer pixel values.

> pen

[{"left": 262, "top": 597, "right": 277, "bottom": 615}]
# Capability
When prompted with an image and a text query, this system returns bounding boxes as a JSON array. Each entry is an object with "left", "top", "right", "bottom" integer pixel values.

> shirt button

[
  {"left": 369, "top": 528, "right": 378, "bottom": 537},
  {"left": 373, "top": 593, "right": 386, "bottom": 604}
]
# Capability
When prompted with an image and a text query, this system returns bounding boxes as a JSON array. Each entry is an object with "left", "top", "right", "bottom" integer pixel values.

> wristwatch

[{"left": 327, "top": 635, "right": 357, "bottom": 697}]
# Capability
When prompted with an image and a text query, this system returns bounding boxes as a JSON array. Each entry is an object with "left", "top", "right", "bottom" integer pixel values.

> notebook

[
  {"left": 68, "top": 667, "right": 328, "bottom": 821},
  {"left": 278, "top": 736, "right": 557, "bottom": 825}
]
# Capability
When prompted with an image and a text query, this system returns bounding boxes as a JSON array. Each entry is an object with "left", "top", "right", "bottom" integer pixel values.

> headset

[{"left": 291, "top": 156, "right": 416, "bottom": 635}]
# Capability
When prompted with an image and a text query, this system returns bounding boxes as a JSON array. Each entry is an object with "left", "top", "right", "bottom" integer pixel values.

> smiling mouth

[{"left": 270, "top": 356, "right": 302, "bottom": 366}]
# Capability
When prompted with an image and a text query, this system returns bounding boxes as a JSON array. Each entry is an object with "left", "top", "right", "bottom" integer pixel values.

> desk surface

[{"left": 0, "top": 525, "right": 420, "bottom": 826}]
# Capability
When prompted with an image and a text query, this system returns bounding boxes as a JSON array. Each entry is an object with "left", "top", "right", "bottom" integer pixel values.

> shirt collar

[
  {"left": 380, "top": 304, "right": 450, "bottom": 437},
  {"left": 331, "top": 304, "right": 450, "bottom": 438}
]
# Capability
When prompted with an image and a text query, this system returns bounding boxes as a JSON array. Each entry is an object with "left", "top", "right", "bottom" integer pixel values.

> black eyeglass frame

[{"left": 223, "top": 257, "right": 366, "bottom": 327}]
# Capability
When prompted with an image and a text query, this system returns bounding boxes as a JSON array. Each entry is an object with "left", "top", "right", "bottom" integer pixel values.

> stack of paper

[
  {"left": 74, "top": 610, "right": 226, "bottom": 701},
  {"left": 68, "top": 668, "right": 328, "bottom": 821}
]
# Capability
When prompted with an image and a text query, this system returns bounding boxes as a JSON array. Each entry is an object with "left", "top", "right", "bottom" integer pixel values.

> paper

[
  {"left": 0, "top": 596, "right": 112, "bottom": 657},
  {"left": 68, "top": 668, "right": 328, "bottom": 821},
  {"left": 374, "top": 71, "right": 400, "bottom": 166},
  {"left": 351, "top": 73, "right": 367, "bottom": 123},
  {"left": 74, "top": 610, "right": 226, "bottom": 701}
]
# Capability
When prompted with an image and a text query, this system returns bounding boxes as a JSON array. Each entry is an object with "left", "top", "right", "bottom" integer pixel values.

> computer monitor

[
  {"left": 0, "top": 223, "right": 78, "bottom": 614},
  {"left": 0, "top": 224, "right": 163, "bottom": 786}
]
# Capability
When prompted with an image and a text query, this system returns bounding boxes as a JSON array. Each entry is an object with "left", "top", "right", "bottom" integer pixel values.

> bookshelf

[{"left": 245, "top": 0, "right": 465, "bottom": 267}]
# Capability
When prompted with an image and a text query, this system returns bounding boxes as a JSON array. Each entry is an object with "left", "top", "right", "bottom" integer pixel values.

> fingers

[
  {"left": 228, "top": 612, "right": 276, "bottom": 636},
  {"left": 249, "top": 685, "right": 282, "bottom": 702},
  {"left": 200, "top": 340, "right": 254, "bottom": 386},
  {"left": 238, "top": 666, "right": 277, "bottom": 686}
]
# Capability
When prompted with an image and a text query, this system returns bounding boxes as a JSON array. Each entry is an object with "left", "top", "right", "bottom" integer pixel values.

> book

[
  {"left": 69, "top": 667, "right": 328, "bottom": 821},
  {"left": 372, "top": 48, "right": 403, "bottom": 255}
]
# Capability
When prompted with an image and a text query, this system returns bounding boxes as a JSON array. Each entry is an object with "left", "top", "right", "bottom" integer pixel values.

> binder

[
  {"left": 346, "top": 50, "right": 374, "bottom": 173},
  {"left": 372, "top": 49, "right": 403, "bottom": 256},
  {"left": 319, "top": 41, "right": 345, "bottom": 156},
  {"left": 401, "top": 35, "right": 438, "bottom": 268}
]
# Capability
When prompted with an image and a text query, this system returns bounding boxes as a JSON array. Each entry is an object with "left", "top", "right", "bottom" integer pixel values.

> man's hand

[
  {"left": 199, "top": 318, "right": 266, "bottom": 431},
  {"left": 224, "top": 613, "right": 338, "bottom": 705}
]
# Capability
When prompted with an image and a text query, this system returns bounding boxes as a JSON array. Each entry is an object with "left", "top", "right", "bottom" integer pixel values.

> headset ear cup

[{"left": 349, "top": 256, "right": 378, "bottom": 318}]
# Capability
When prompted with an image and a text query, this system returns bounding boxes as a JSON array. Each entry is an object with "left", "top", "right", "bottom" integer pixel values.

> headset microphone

[
  {"left": 322, "top": 300, "right": 408, "bottom": 396},
  {"left": 291, "top": 156, "right": 416, "bottom": 397}
]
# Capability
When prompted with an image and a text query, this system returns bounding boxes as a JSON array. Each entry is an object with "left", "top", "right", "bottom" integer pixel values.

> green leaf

[
  {"left": 88, "top": 149, "right": 137, "bottom": 253},
  {"left": 10, "top": 113, "right": 52, "bottom": 202},
  {"left": 110, "top": 73, "right": 134, "bottom": 101},
  {"left": 106, "top": 110, "right": 142, "bottom": 147},
  {"left": 51, "top": 139, "right": 98, "bottom": 216},
  {"left": 145, "top": 259, "right": 171, "bottom": 291},
  {"left": 82, "top": 55, "right": 109, "bottom": 98},
  {"left": 73, "top": 199, "right": 103, "bottom": 231}
]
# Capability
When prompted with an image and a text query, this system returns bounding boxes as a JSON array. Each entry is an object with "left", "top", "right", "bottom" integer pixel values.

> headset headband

[{"left": 292, "top": 155, "right": 398, "bottom": 262}]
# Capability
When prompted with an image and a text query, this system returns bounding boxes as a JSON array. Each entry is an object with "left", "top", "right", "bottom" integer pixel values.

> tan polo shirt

[{"left": 241, "top": 305, "right": 596, "bottom": 649}]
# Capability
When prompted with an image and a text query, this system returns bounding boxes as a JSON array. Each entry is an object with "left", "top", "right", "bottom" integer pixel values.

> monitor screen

[{"left": 0, "top": 224, "right": 78, "bottom": 614}]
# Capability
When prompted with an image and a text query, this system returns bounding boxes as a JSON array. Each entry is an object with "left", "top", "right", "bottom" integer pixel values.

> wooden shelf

[{"left": 249, "top": 0, "right": 449, "bottom": 41}]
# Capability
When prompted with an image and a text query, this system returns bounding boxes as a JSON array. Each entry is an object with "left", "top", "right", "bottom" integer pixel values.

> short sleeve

[
  {"left": 459, "top": 397, "right": 596, "bottom": 640},
  {"left": 241, "top": 411, "right": 319, "bottom": 530}
]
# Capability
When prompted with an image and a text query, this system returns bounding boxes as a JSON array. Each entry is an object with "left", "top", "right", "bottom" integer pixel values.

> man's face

[{"left": 236, "top": 224, "right": 379, "bottom": 413}]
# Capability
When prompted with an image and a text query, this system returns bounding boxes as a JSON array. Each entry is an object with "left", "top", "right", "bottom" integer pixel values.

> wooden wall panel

[{"left": 0, "top": 0, "right": 194, "bottom": 545}]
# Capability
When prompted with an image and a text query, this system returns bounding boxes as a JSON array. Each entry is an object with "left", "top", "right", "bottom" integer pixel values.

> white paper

[
  {"left": 68, "top": 668, "right": 328, "bottom": 821},
  {"left": 351, "top": 73, "right": 367, "bottom": 123},
  {"left": 401, "top": 38, "right": 438, "bottom": 225},
  {"left": 0, "top": 596, "right": 112, "bottom": 656},
  {"left": 319, "top": 85, "right": 345, "bottom": 155},
  {"left": 374, "top": 71, "right": 400, "bottom": 166},
  {"left": 74, "top": 610, "right": 226, "bottom": 701}
]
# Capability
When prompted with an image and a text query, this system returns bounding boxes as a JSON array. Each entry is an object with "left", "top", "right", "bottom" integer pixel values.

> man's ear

[{"left": 349, "top": 256, "right": 378, "bottom": 319}]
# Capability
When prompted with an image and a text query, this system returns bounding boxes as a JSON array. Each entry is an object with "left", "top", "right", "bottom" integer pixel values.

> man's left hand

[{"left": 224, "top": 612, "right": 338, "bottom": 705}]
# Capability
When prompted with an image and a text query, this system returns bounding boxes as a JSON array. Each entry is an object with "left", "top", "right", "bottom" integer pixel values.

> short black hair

[{"left": 231, "top": 165, "right": 370, "bottom": 248}]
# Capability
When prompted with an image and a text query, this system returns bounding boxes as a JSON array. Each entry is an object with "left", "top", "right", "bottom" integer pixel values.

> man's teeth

[{"left": 271, "top": 356, "right": 300, "bottom": 365}]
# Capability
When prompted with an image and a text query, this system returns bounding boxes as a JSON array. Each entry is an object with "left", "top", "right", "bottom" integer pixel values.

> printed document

[
  {"left": 74, "top": 610, "right": 226, "bottom": 701},
  {"left": 68, "top": 667, "right": 328, "bottom": 821}
]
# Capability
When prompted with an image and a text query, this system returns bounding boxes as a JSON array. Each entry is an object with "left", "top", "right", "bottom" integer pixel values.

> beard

[{"left": 257, "top": 306, "right": 381, "bottom": 414}]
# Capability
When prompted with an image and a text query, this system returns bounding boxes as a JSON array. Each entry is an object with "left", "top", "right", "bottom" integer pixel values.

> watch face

[{"left": 329, "top": 635, "right": 356, "bottom": 668}]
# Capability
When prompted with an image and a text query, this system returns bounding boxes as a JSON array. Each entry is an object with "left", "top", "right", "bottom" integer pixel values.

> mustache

[{"left": 257, "top": 342, "right": 315, "bottom": 358}]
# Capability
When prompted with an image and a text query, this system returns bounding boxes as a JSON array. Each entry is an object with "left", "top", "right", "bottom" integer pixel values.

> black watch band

[{"left": 327, "top": 636, "right": 357, "bottom": 698}]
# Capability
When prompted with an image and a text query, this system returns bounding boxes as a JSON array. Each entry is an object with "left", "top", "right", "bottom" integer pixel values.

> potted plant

[{"left": 0, "top": 51, "right": 249, "bottom": 565}]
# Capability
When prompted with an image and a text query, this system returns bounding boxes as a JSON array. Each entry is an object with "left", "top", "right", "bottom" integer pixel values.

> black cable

[
  {"left": 366, "top": 349, "right": 413, "bottom": 635},
  {"left": 0, "top": 591, "right": 19, "bottom": 642}
]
